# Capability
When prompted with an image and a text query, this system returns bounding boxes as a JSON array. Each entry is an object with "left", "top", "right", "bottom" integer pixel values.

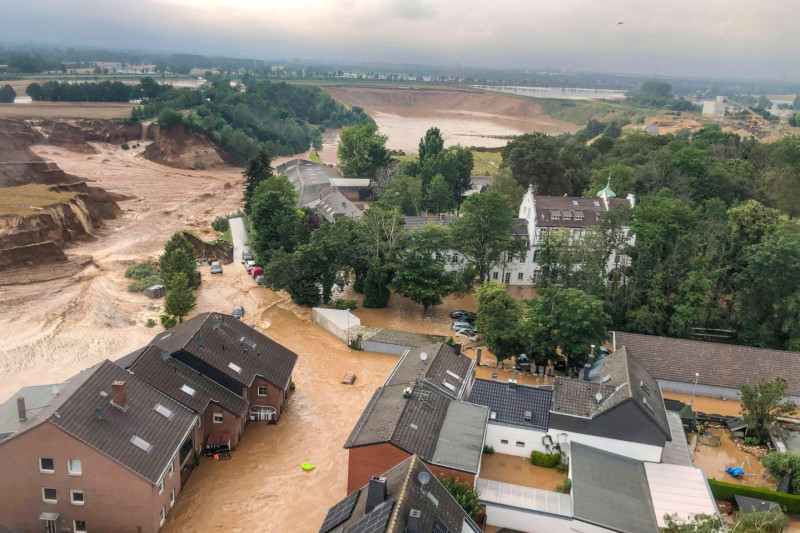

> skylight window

[
  {"left": 445, "top": 370, "right": 461, "bottom": 381},
  {"left": 442, "top": 380, "right": 456, "bottom": 392},
  {"left": 239, "top": 337, "right": 256, "bottom": 350},
  {"left": 130, "top": 435, "right": 153, "bottom": 453},
  {"left": 160, "top": 332, "right": 173, "bottom": 341},
  {"left": 153, "top": 404, "right": 174, "bottom": 420},
  {"left": 180, "top": 384, "right": 196, "bottom": 397},
  {"left": 593, "top": 201, "right": 601, "bottom": 207},
  {"left": 228, "top": 362, "right": 243, "bottom": 374},
  {"left": 572, "top": 200, "right": 579, "bottom": 206}
]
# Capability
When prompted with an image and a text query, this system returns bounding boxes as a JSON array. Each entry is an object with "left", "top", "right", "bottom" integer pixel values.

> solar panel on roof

[
  {"left": 345, "top": 500, "right": 395, "bottom": 533},
  {"left": 319, "top": 490, "right": 360, "bottom": 533}
]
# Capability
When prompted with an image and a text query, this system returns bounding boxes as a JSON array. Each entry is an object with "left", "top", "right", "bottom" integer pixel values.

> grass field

[
  {"left": 471, "top": 151, "right": 502, "bottom": 176},
  {"left": 309, "top": 150, "right": 322, "bottom": 164},
  {"left": 0, "top": 184, "right": 77, "bottom": 217}
]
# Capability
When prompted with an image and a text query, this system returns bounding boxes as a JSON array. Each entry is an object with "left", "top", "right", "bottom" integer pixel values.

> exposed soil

[
  {"left": 0, "top": 102, "right": 134, "bottom": 120},
  {"left": 143, "top": 124, "right": 236, "bottom": 170}
]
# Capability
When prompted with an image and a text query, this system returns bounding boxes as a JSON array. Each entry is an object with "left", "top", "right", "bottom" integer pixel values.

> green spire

[{"left": 597, "top": 172, "right": 616, "bottom": 198}]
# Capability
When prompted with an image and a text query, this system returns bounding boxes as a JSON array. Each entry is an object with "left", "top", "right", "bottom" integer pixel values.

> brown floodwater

[
  {"left": 661, "top": 392, "right": 742, "bottom": 417},
  {"left": 479, "top": 452, "right": 566, "bottom": 491},
  {"left": 690, "top": 429, "right": 776, "bottom": 489}
]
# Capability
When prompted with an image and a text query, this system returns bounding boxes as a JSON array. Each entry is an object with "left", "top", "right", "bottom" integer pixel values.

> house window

[
  {"left": 39, "top": 457, "right": 54, "bottom": 473},
  {"left": 71, "top": 489, "right": 85, "bottom": 506},
  {"left": 516, "top": 441, "right": 525, "bottom": 447},
  {"left": 213, "top": 413, "right": 224, "bottom": 424},
  {"left": 533, "top": 249, "right": 540, "bottom": 261},
  {"left": 160, "top": 506, "right": 166, "bottom": 526},
  {"left": 168, "top": 463, "right": 174, "bottom": 478},
  {"left": 500, "top": 439, "right": 509, "bottom": 445},
  {"left": 158, "top": 479, "right": 164, "bottom": 495},
  {"left": 68, "top": 458, "right": 82, "bottom": 476},
  {"left": 42, "top": 487, "right": 57, "bottom": 503},
  {"left": 170, "top": 488, "right": 175, "bottom": 507},
  {"left": 258, "top": 386, "right": 268, "bottom": 397},
  {"left": 518, "top": 273, "right": 524, "bottom": 281},
  {"left": 504, "top": 273, "right": 511, "bottom": 284},
  {"left": 492, "top": 272, "right": 498, "bottom": 280},
  {"left": 74, "top": 521, "right": 87, "bottom": 533}
]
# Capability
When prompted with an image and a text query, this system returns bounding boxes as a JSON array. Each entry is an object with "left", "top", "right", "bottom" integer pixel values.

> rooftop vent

[
  {"left": 410, "top": 423, "right": 419, "bottom": 430},
  {"left": 99, "top": 391, "right": 108, "bottom": 397},
  {"left": 508, "top": 379, "right": 517, "bottom": 390},
  {"left": 403, "top": 387, "right": 413, "bottom": 399},
  {"left": 17, "top": 397, "right": 26, "bottom": 422},
  {"left": 366, "top": 476, "right": 387, "bottom": 513}
]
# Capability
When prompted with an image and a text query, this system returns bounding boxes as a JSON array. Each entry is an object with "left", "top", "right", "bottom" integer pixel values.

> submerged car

[
  {"left": 450, "top": 310, "right": 477, "bottom": 322},
  {"left": 254, "top": 275, "right": 266, "bottom": 285},
  {"left": 455, "top": 329, "right": 479, "bottom": 342},
  {"left": 451, "top": 321, "right": 476, "bottom": 333},
  {"left": 210, "top": 261, "right": 223, "bottom": 274},
  {"left": 341, "top": 372, "right": 357, "bottom": 385},
  {"left": 245, "top": 260, "right": 256, "bottom": 272},
  {"left": 232, "top": 306, "right": 244, "bottom": 319}
]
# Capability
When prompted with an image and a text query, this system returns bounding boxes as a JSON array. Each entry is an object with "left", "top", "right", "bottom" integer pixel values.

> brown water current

[{"left": 479, "top": 453, "right": 566, "bottom": 491}]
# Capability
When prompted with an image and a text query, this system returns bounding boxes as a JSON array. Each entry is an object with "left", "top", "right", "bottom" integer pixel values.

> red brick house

[
  {"left": 0, "top": 360, "right": 199, "bottom": 533},
  {"left": 344, "top": 344, "right": 488, "bottom": 493}
]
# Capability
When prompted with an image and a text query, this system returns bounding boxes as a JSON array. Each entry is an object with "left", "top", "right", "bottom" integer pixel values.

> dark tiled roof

[
  {"left": 534, "top": 195, "right": 629, "bottom": 228},
  {"left": 404, "top": 216, "right": 453, "bottom": 231},
  {"left": 115, "top": 346, "right": 147, "bottom": 369},
  {"left": 150, "top": 312, "right": 298, "bottom": 390},
  {"left": 614, "top": 331, "right": 800, "bottom": 397},
  {"left": 571, "top": 443, "right": 657, "bottom": 533},
  {"left": 320, "top": 455, "right": 480, "bottom": 533},
  {"left": 470, "top": 379, "right": 552, "bottom": 430},
  {"left": 552, "top": 346, "right": 671, "bottom": 439},
  {"left": 385, "top": 344, "right": 474, "bottom": 400},
  {"left": 50, "top": 360, "right": 197, "bottom": 485},
  {"left": 124, "top": 345, "right": 249, "bottom": 418}
]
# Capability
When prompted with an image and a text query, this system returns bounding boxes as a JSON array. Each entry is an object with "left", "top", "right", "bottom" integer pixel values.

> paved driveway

[{"left": 229, "top": 217, "right": 247, "bottom": 263}]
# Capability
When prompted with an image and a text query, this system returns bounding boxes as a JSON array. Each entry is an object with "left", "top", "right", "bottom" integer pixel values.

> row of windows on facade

[
  {"left": 499, "top": 439, "right": 526, "bottom": 447},
  {"left": 40, "top": 486, "right": 175, "bottom": 529},
  {"left": 40, "top": 456, "right": 175, "bottom": 493},
  {"left": 492, "top": 272, "right": 526, "bottom": 283}
]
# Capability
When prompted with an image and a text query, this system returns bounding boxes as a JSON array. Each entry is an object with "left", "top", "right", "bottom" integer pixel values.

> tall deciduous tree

[
  {"left": 392, "top": 223, "right": 455, "bottom": 311},
  {"left": 501, "top": 132, "right": 566, "bottom": 195},
  {"left": 476, "top": 281, "right": 524, "bottom": 367},
  {"left": 250, "top": 176, "right": 304, "bottom": 263},
  {"left": 490, "top": 168, "right": 525, "bottom": 212},
  {"left": 378, "top": 174, "right": 423, "bottom": 215},
  {"left": 450, "top": 190, "right": 524, "bottom": 284},
  {"left": 337, "top": 122, "right": 391, "bottom": 180},
  {"left": 0, "top": 84, "right": 16, "bottom": 104},
  {"left": 418, "top": 126, "right": 444, "bottom": 165},
  {"left": 242, "top": 147, "right": 274, "bottom": 214},
  {"left": 159, "top": 232, "right": 198, "bottom": 291},
  {"left": 164, "top": 272, "right": 196, "bottom": 323},
  {"left": 739, "top": 378, "right": 797, "bottom": 444},
  {"left": 425, "top": 174, "right": 455, "bottom": 214}
]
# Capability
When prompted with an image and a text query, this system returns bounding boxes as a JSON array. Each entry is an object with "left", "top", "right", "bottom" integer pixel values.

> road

[{"left": 229, "top": 217, "right": 247, "bottom": 263}]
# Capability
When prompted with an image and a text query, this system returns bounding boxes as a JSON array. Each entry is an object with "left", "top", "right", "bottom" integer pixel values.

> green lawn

[
  {"left": 309, "top": 150, "right": 322, "bottom": 164},
  {"left": 472, "top": 151, "right": 502, "bottom": 177}
]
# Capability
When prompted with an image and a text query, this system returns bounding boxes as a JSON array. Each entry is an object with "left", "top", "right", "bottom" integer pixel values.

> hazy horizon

[{"left": 3, "top": 0, "right": 799, "bottom": 82}]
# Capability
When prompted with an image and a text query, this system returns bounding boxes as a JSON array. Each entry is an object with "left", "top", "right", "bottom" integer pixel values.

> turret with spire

[{"left": 597, "top": 172, "right": 616, "bottom": 210}]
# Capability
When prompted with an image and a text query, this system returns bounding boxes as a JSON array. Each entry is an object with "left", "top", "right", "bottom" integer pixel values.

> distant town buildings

[{"left": 702, "top": 95, "right": 727, "bottom": 121}]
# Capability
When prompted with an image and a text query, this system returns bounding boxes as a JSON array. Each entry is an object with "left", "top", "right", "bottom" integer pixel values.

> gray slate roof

[
  {"left": 313, "top": 189, "right": 363, "bottom": 223},
  {"left": 613, "top": 331, "right": 800, "bottom": 397},
  {"left": 319, "top": 455, "right": 480, "bottom": 533},
  {"left": 385, "top": 344, "right": 474, "bottom": 400},
  {"left": 660, "top": 411, "right": 693, "bottom": 466},
  {"left": 150, "top": 312, "right": 298, "bottom": 391},
  {"left": 470, "top": 379, "right": 552, "bottom": 431},
  {"left": 534, "top": 195, "right": 630, "bottom": 228},
  {"left": 49, "top": 360, "right": 197, "bottom": 485},
  {"left": 552, "top": 346, "right": 671, "bottom": 440},
  {"left": 122, "top": 345, "right": 249, "bottom": 418},
  {"left": 571, "top": 442, "right": 658, "bottom": 533},
  {"left": 403, "top": 216, "right": 453, "bottom": 232}
]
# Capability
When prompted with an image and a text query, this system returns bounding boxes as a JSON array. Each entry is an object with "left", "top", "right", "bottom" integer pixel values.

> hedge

[
  {"left": 708, "top": 479, "right": 800, "bottom": 513},
  {"left": 530, "top": 451, "right": 562, "bottom": 468}
]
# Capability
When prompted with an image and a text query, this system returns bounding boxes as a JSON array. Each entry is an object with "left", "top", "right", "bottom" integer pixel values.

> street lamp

[{"left": 690, "top": 372, "right": 700, "bottom": 406}]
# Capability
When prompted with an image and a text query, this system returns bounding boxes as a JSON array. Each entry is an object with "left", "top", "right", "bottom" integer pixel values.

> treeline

[
  {"left": 26, "top": 78, "right": 170, "bottom": 102},
  {"left": 132, "top": 80, "right": 372, "bottom": 160}
]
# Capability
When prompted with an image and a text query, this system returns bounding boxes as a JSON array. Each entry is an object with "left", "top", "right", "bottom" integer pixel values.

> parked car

[
  {"left": 451, "top": 321, "right": 476, "bottom": 332},
  {"left": 242, "top": 250, "right": 253, "bottom": 262},
  {"left": 254, "top": 275, "right": 266, "bottom": 285},
  {"left": 515, "top": 353, "right": 531, "bottom": 372},
  {"left": 450, "top": 310, "right": 477, "bottom": 321},
  {"left": 553, "top": 359, "right": 567, "bottom": 371},
  {"left": 251, "top": 266, "right": 264, "bottom": 278},
  {"left": 232, "top": 306, "right": 244, "bottom": 319},
  {"left": 245, "top": 260, "right": 256, "bottom": 272},
  {"left": 210, "top": 261, "right": 223, "bottom": 274},
  {"left": 341, "top": 372, "right": 357, "bottom": 385},
  {"left": 455, "top": 329, "right": 479, "bottom": 342}
]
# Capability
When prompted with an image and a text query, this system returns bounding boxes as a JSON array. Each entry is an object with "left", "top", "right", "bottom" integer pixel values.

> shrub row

[
  {"left": 530, "top": 450, "right": 562, "bottom": 468},
  {"left": 708, "top": 479, "right": 800, "bottom": 514}
]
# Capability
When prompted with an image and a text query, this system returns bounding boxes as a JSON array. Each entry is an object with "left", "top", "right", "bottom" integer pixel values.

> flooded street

[
  {"left": 661, "top": 392, "right": 742, "bottom": 417},
  {"left": 690, "top": 429, "right": 777, "bottom": 489}
]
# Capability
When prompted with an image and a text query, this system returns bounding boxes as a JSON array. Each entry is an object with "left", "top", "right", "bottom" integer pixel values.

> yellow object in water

[{"left": 302, "top": 462, "right": 315, "bottom": 471}]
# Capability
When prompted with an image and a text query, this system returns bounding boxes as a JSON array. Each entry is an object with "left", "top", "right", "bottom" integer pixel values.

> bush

[
  {"left": 121, "top": 143, "right": 130, "bottom": 150},
  {"left": 708, "top": 479, "right": 800, "bottom": 513},
  {"left": 145, "top": 318, "right": 156, "bottom": 328},
  {"left": 530, "top": 451, "right": 562, "bottom": 468},
  {"left": 127, "top": 275, "right": 163, "bottom": 293},
  {"left": 334, "top": 299, "right": 358, "bottom": 310},
  {"left": 125, "top": 260, "right": 157, "bottom": 279},
  {"left": 483, "top": 445, "right": 495, "bottom": 455},
  {"left": 555, "top": 478, "right": 572, "bottom": 494},
  {"left": 160, "top": 314, "right": 177, "bottom": 329},
  {"left": 555, "top": 462, "right": 568, "bottom": 473},
  {"left": 211, "top": 210, "right": 245, "bottom": 232},
  {"left": 745, "top": 436, "right": 761, "bottom": 446},
  {"left": 192, "top": 161, "right": 206, "bottom": 170},
  {"left": 762, "top": 452, "right": 800, "bottom": 494}
]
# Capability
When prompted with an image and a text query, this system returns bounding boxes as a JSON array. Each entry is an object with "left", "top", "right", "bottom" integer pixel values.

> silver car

[{"left": 210, "top": 261, "right": 223, "bottom": 274}]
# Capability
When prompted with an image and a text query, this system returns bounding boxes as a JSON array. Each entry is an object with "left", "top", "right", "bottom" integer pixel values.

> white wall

[
  {"left": 484, "top": 422, "right": 549, "bottom": 458},
  {"left": 483, "top": 504, "right": 576, "bottom": 533},
  {"left": 548, "top": 428, "right": 663, "bottom": 463}
]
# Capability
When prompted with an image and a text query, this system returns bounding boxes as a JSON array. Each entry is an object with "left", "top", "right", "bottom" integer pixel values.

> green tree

[
  {"left": 626, "top": 81, "right": 672, "bottom": 107},
  {"left": 450, "top": 190, "right": 524, "bottom": 284},
  {"left": 419, "top": 146, "right": 474, "bottom": 199},
  {"left": 249, "top": 176, "right": 304, "bottom": 263},
  {"left": 501, "top": 132, "right": 566, "bottom": 194},
  {"left": 0, "top": 84, "right": 15, "bottom": 104},
  {"left": 337, "top": 122, "right": 391, "bottom": 180},
  {"left": 476, "top": 281, "right": 524, "bottom": 367},
  {"left": 159, "top": 233, "right": 198, "bottom": 291},
  {"left": 363, "top": 260, "right": 391, "bottom": 308},
  {"left": 378, "top": 174, "right": 423, "bottom": 215},
  {"left": 242, "top": 147, "right": 274, "bottom": 214},
  {"left": 163, "top": 272, "right": 196, "bottom": 323},
  {"left": 157, "top": 108, "right": 184, "bottom": 129},
  {"left": 489, "top": 168, "right": 525, "bottom": 211},
  {"left": 439, "top": 475, "right": 480, "bottom": 521},
  {"left": 418, "top": 126, "right": 444, "bottom": 165},
  {"left": 392, "top": 223, "right": 456, "bottom": 311},
  {"left": 583, "top": 164, "right": 636, "bottom": 198},
  {"left": 739, "top": 378, "right": 797, "bottom": 444},
  {"left": 425, "top": 174, "right": 456, "bottom": 214},
  {"left": 664, "top": 510, "right": 786, "bottom": 533}
]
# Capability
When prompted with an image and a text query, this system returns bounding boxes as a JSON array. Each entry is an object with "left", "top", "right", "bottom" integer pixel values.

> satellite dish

[
  {"left": 195, "top": 337, "right": 204, "bottom": 347},
  {"left": 595, "top": 392, "right": 603, "bottom": 403},
  {"left": 418, "top": 471, "right": 430, "bottom": 486},
  {"left": 160, "top": 350, "right": 170, "bottom": 361},
  {"left": 420, "top": 352, "right": 428, "bottom": 362}
]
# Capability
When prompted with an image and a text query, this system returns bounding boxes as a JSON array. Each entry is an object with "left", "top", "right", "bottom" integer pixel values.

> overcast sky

[{"left": 3, "top": 0, "right": 798, "bottom": 81}]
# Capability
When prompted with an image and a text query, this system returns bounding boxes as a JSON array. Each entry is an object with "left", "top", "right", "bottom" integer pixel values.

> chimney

[
  {"left": 17, "top": 397, "right": 26, "bottom": 422},
  {"left": 453, "top": 343, "right": 461, "bottom": 356},
  {"left": 508, "top": 379, "right": 517, "bottom": 391},
  {"left": 366, "top": 475, "right": 387, "bottom": 513},
  {"left": 583, "top": 363, "right": 593, "bottom": 381},
  {"left": 111, "top": 381, "right": 127, "bottom": 410},
  {"left": 407, "top": 509, "right": 422, "bottom": 533},
  {"left": 476, "top": 347, "right": 482, "bottom": 367}
]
